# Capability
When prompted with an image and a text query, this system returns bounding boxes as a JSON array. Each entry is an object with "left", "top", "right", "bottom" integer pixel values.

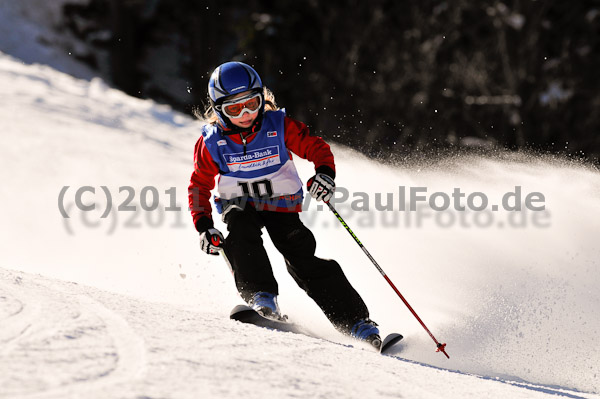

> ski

[
  {"left": 379, "top": 333, "right": 403, "bottom": 354},
  {"left": 229, "top": 304, "right": 306, "bottom": 334},
  {"left": 230, "top": 305, "right": 403, "bottom": 355}
]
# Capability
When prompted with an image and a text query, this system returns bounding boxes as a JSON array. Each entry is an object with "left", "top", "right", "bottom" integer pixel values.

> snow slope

[
  {"left": 0, "top": 0, "right": 97, "bottom": 81},
  {"left": 1, "top": 48, "right": 600, "bottom": 399},
  {"left": 4, "top": 267, "right": 587, "bottom": 399}
]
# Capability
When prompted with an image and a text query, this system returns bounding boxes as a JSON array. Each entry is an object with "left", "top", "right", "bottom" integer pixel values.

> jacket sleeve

[
  {"left": 283, "top": 116, "right": 336, "bottom": 179},
  {"left": 188, "top": 135, "right": 220, "bottom": 233}
]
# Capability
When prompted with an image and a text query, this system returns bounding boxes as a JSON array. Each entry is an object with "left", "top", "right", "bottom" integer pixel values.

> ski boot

[
  {"left": 350, "top": 319, "right": 382, "bottom": 349},
  {"left": 249, "top": 292, "right": 285, "bottom": 321}
]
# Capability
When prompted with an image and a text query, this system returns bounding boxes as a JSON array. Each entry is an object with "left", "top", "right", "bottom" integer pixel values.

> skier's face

[{"left": 224, "top": 91, "right": 260, "bottom": 129}]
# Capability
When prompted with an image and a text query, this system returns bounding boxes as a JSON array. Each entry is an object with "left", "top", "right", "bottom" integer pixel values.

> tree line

[{"left": 62, "top": 0, "right": 600, "bottom": 162}]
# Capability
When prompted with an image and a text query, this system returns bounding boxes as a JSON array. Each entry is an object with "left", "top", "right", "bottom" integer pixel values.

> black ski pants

[{"left": 223, "top": 204, "right": 369, "bottom": 331}]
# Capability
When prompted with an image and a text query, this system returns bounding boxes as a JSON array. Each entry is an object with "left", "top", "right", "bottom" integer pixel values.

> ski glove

[
  {"left": 307, "top": 173, "right": 335, "bottom": 203},
  {"left": 199, "top": 228, "right": 225, "bottom": 255}
]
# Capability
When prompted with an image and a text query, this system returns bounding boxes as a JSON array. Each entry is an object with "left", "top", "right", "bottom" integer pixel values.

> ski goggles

[{"left": 219, "top": 92, "right": 262, "bottom": 118}]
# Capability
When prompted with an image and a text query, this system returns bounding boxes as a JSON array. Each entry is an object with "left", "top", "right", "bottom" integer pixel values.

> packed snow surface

[{"left": 1, "top": 6, "right": 599, "bottom": 397}]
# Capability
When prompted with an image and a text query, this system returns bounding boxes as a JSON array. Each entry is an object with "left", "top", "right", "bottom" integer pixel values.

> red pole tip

[{"left": 436, "top": 343, "right": 450, "bottom": 358}]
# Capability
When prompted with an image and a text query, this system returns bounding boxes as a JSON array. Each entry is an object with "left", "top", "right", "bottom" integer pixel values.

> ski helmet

[{"left": 208, "top": 61, "right": 264, "bottom": 131}]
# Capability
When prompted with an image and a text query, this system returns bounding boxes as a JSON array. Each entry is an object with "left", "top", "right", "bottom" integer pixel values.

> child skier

[{"left": 188, "top": 61, "right": 381, "bottom": 346}]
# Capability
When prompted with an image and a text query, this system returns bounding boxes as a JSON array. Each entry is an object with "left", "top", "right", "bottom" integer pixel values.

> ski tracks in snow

[
  {"left": 0, "top": 275, "right": 41, "bottom": 356},
  {"left": 1, "top": 267, "right": 598, "bottom": 399},
  {"left": 0, "top": 269, "right": 146, "bottom": 399}
]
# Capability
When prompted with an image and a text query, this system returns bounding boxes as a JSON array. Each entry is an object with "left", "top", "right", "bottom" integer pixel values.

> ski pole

[{"left": 325, "top": 201, "right": 449, "bottom": 359}]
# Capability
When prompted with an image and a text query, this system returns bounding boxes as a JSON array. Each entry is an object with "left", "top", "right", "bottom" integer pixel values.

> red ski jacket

[{"left": 188, "top": 116, "right": 336, "bottom": 233}]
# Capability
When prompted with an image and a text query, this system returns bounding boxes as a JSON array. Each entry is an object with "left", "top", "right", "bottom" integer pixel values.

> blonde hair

[{"left": 195, "top": 86, "right": 279, "bottom": 124}]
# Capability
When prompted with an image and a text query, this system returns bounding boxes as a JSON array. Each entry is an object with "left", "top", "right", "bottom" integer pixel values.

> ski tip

[
  {"left": 229, "top": 304, "right": 253, "bottom": 319},
  {"left": 380, "top": 333, "right": 404, "bottom": 354}
]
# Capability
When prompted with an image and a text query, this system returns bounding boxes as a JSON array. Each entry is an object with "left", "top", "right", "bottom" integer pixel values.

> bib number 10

[{"left": 238, "top": 179, "right": 274, "bottom": 197}]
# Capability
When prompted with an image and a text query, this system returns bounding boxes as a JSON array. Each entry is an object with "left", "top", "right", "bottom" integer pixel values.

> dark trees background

[{"left": 62, "top": 0, "right": 600, "bottom": 161}]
